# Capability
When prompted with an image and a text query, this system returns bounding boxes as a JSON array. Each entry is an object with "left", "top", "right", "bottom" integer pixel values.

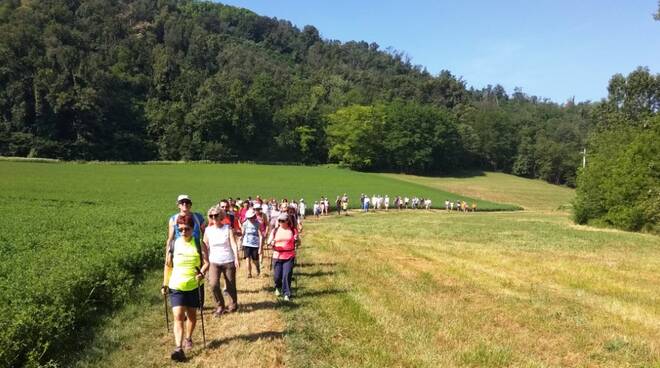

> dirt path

[
  {"left": 77, "top": 264, "right": 287, "bottom": 368},
  {"left": 171, "top": 268, "right": 287, "bottom": 367}
]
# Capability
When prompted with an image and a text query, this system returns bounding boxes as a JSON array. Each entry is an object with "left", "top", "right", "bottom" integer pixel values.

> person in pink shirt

[{"left": 268, "top": 213, "right": 298, "bottom": 301}]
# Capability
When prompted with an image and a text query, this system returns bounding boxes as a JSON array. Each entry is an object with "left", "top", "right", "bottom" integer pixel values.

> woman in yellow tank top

[{"left": 162, "top": 214, "right": 209, "bottom": 361}]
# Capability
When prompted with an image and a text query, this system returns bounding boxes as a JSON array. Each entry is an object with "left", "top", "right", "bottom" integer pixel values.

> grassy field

[
  {"left": 67, "top": 168, "right": 659, "bottom": 367},
  {"left": 382, "top": 171, "right": 576, "bottom": 211},
  {"left": 0, "top": 161, "right": 513, "bottom": 367}
]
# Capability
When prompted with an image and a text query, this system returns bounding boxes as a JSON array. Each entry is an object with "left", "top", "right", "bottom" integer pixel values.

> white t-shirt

[{"left": 206, "top": 225, "right": 234, "bottom": 264}]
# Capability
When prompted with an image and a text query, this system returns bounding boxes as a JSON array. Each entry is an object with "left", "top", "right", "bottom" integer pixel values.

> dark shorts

[
  {"left": 169, "top": 287, "right": 204, "bottom": 308},
  {"left": 243, "top": 246, "right": 259, "bottom": 260}
]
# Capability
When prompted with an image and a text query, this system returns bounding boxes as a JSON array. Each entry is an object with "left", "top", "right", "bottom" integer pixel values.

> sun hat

[
  {"left": 277, "top": 213, "right": 289, "bottom": 221},
  {"left": 245, "top": 209, "right": 256, "bottom": 218},
  {"left": 177, "top": 194, "right": 191, "bottom": 203}
]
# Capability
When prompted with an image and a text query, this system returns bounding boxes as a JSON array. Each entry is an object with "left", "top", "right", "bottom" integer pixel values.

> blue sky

[{"left": 217, "top": 1, "right": 659, "bottom": 104}]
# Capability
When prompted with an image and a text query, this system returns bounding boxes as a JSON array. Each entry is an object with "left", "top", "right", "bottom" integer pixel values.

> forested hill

[{"left": 0, "top": 0, "right": 596, "bottom": 184}]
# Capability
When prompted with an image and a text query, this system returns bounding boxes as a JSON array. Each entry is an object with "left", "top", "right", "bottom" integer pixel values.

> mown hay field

[
  {"left": 0, "top": 161, "right": 510, "bottom": 367},
  {"left": 69, "top": 168, "right": 659, "bottom": 368}
]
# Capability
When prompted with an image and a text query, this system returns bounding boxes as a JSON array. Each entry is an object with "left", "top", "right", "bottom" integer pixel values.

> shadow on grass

[
  {"left": 293, "top": 287, "right": 347, "bottom": 299},
  {"left": 204, "top": 330, "right": 285, "bottom": 351},
  {"left": 295, "top": 262, "right": 337, "bottom": 268},
  {"left": 379, "top": 168, "right": 486, "bottom": 178},
  {"left": 238, "top": 300, "right": 280, "bottom": 313},
  {"left": 296, "top": 270, "right": 336, "bottom": 278}
]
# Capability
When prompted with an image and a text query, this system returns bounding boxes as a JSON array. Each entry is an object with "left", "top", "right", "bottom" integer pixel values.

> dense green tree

[
  {"left": 0, "top": 0, "right": 607, "bottom": 188},
  {"left": 574, "top": 68, "right": 659, "bottom": 232}
]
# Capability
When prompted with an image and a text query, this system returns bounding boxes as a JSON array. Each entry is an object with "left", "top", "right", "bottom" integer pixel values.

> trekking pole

[
  {"left": 163, "top": 290, "right": 170, "bottom": 332},
  {"left": 195, "top": 267, "right": 206, "bottom": 349},
  {"left": 294, "top": 246, "right": 300, "bottom": 291}
]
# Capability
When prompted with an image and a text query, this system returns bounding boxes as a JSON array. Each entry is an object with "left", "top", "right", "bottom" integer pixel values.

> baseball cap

[
  {"left": 253, "top": 204, "right": 262, "bottom": 210},
  {"left": 277, "top": 213, "right": 289, "bottom": 221},
  {"left": 245, "top": 209, "right": 256, "bottom": 218},
  {"left": 177, "top": 194, "right": 191, "bottom": 203}
]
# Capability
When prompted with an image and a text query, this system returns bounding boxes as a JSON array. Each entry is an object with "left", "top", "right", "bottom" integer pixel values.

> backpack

[{"left": 169, "top": 212, "right": 204, "bottom": 258}]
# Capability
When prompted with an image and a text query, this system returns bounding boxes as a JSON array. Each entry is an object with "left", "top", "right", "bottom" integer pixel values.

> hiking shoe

[
  {"left": 283, "top": 295, "right": 290, "bottom": 302},
  {"left": 213, "top": 307, "right": 225, "bottom": 318},
  {"left": 274, "top": 288, "right": 281, "bottom": 297},
  {"left": 171, "top": 347, "right": 186, "bottom": 362},
  {"left": 183, "top": 338, "right": 193, "bottom": 350}
]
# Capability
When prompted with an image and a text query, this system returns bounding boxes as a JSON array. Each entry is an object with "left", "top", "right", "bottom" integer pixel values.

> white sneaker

[
  {"left": 283, "top": 295, "right": 290, "bottom": 302},
  {"left": 274, "top": 288, "right": 281, "bottom": 296}
]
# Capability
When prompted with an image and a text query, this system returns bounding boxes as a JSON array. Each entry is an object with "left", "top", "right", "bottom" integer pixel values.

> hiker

[
  {"left": 472, "top": 202, "right": 477, "bottom": 212},
  {"left": 254, "top": 203, "right": 270, "bottom": 269},
  {"left": 384, "top": 195, "right": 390, "bottom": 210},
  {"left": 313, "top": 201, "right": 320, "bottom": 218},
  {"left": 319, "top": 197, "right": 325, "bottom": 216},
  {"left": 341, "top": 193, "right": 349, "bottom": 214},
  {"left": 298, "top": 199, "right": 306, "bottom": 219},
  {"left": 269, "top": 212, "right": 298, "bottom": 301},
  {"left": 335, "top": 195, "right": 342, "bottom": 215},
  {"left": 204, "top": 206, "right": 239, "bottom": 317},
  {"left": 238, "top": 200, "right": 249, "bottom": 223},
  {"left": 240, "top": 208, "right": 262, "bottom": 278},
  {"left": 162, "top": 214, "right": 209, "bottom": 362},
  {"left": 283, "top": 204, "right": 302, "bottom": 233},
  {"left": 166, "top": 195, "right": 206, "bottom": 259}
]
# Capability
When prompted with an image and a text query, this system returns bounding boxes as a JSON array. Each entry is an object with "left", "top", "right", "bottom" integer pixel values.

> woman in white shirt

[{"left": 204, "top": 205, "right": 240, "bottom": 316}]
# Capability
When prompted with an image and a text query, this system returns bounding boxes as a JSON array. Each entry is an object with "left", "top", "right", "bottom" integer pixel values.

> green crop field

[{"left": 0, "top": 161, "right": 513, "bottom": 367}]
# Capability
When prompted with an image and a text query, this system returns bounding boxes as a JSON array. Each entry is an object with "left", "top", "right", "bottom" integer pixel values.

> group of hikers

[
  {"left": 160, "top": 192, "right": 477, "bottom": 361},
  {"left": 161, "top": 194, "right": 301, "bottom": 361},
  {"left": 311, "top": 193, "right": 440, "bottom": 217},
  {"left": 444, "top": 199, "right": 478, "bottom": 212}
]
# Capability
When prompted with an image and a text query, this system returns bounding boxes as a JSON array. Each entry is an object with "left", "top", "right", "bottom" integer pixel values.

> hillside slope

[{"left": 382, "top": 171, "right": 575, "bottom": 211}]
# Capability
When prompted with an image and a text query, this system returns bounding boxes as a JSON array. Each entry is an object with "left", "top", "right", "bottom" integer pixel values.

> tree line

[
  {"left": 574, "top": 67, "right": 659, "bottom": 233},
  {"left": 0, "top": 0, "right": 657, "bottom": 220},
  {"left": 1, "top": 0, "right": 596, "bottom": 186}
]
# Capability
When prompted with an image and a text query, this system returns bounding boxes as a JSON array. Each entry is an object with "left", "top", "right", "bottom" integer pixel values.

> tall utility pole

[{"left": 581, "top": 148, "right": 586, "bottom": 168}]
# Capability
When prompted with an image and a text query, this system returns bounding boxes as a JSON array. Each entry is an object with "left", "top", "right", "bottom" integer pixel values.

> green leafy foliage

[
  {"left": 574, "top": 68, "right": 660, "bottom": 233},
  {"left": 0, "top": 0, "right": 593, "bottom": 186}
]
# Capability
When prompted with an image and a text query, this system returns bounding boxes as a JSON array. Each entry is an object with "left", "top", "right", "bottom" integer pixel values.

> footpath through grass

[{"left": 0, "top": 161, "right": 512, "bottom": 367}]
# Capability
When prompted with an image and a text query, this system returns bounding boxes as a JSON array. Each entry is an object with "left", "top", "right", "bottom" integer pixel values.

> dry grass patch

[
  {"left": 381, "top": 171, "right": 575, "bottom": 211},
  {"left": 74, "top": 268, "right": 286, "bottom": 368},
  {"left": 285, "top": 211, "right": 659, "bottom": 367}
]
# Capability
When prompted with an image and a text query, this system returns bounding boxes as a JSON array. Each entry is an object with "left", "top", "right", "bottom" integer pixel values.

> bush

[{"left": 574, "top": 117, "right": 659, "bottom": 232}]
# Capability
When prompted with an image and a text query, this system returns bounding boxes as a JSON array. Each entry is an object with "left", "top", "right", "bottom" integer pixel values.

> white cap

[
  {"left": 253, "top": 204, "right": 262, "bottom": 210},
  {"left": 245, "top": 209, "right": 256, "bottom": 218},
  {"left": 177, "top": 194, "right": 191, "bottom": 203}
]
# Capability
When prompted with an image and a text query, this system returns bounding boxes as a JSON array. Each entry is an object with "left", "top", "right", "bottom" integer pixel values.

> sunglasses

[
  {"left": 179, "top": 201, "right": 192, "bottom": 206},
  {"left": 209, "top": 214, "right": 219, "bottom": 218},
  {"left": 178, "top": 226, "right": 191, "bottom": 232},
  {"left": 278, "top": 220, "right": 286, "bottom": 223}
]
